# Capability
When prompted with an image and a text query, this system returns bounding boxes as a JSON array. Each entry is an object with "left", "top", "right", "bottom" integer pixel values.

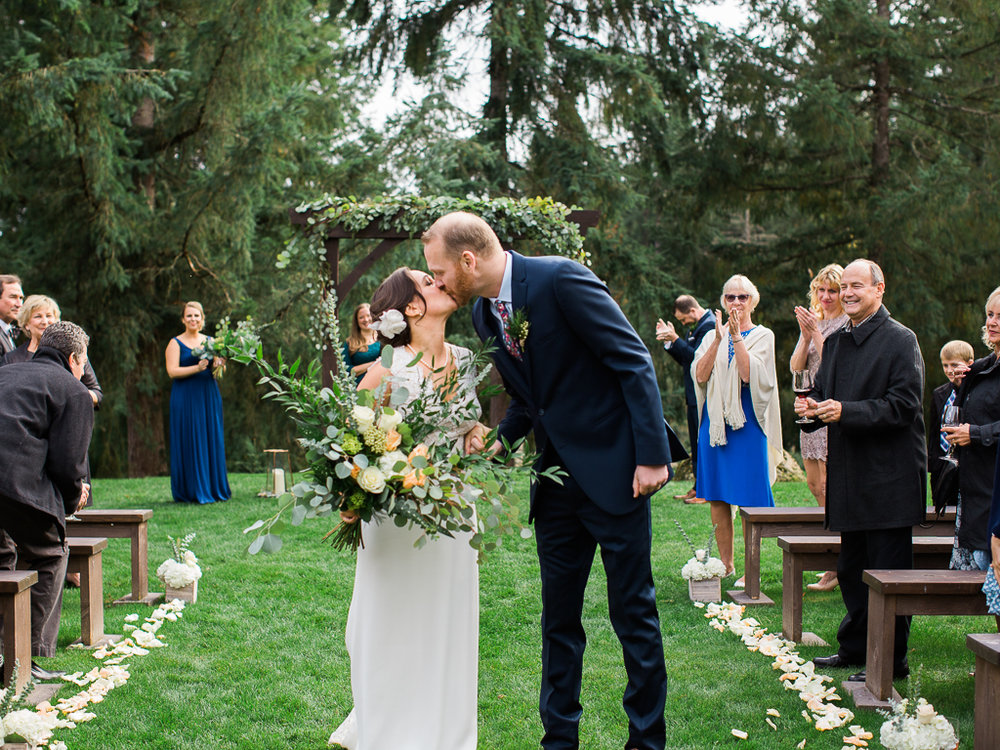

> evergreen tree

[{"left": 0, "top": 0, "right": 365, "bottom": 475}]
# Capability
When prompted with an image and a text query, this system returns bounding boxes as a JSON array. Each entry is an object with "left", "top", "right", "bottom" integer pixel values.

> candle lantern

[{"left": 259, "top": 449, "right": 294, "bottom": 497}]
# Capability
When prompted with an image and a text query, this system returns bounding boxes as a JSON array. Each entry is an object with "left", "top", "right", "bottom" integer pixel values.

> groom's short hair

[{"left": 421, "top": 212, "right": 502, "bottom": 260}]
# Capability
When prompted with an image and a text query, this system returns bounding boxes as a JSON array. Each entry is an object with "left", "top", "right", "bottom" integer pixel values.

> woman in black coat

[{"left": 942, "top": 286, "right": 1000, "bottom": 570}]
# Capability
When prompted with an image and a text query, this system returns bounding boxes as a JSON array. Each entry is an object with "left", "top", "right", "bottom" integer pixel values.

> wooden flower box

[
  {"left": 688, "top": 577, "right": 722, "bottom": 603},
  {"left": 162, "top": 578, "right": 197, "bottom": 603}
]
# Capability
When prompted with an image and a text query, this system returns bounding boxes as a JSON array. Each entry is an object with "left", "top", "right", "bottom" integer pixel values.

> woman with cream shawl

[{"left": 693, "top": 275, "right": 782, "bottom": 582}]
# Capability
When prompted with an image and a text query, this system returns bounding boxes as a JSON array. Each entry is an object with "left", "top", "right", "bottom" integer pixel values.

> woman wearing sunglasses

[{"left": 693, "top": 275, "right": 783, "bottom": 584}]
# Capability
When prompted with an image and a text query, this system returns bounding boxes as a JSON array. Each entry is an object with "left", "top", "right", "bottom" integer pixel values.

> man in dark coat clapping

[
  {"left": 795, "top": 259, "right": 925, "bottom": 683},
  {"left": 0, "top": 321, "right": 94, "bottom": 680}
]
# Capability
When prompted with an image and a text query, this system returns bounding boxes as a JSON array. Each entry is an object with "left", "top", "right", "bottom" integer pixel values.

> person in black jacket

[
  {"left": 795, "top": 259, "right": 925, "bottom": 682},
  {"left": 656, "top": 296, "right": 716, "bottom": 503},
  {"left": 0, "top": 321, "right": 94, "bottom": 680},
  {"left": 941, "top": 288, "right": 1000, "bottom": 570}
]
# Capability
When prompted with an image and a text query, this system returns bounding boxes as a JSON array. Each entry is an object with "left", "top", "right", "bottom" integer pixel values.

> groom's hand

[
  {"left": 633, "top": 464, "right": 670, "bottom": 498},
  {"left": 463, "top": 422, "right": 490, "bottom": 455}
]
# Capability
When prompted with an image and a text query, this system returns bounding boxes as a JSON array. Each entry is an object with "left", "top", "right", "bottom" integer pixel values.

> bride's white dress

[{"left": 329, "top": 344, "right": 480, "bottom": 750}]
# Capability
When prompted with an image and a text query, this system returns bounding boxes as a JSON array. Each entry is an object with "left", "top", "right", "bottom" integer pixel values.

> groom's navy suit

[{"left": 473, "top": 251, "right": 671, "bottom": 750}]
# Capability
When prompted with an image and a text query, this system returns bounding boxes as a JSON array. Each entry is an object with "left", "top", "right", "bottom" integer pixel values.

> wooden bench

[
  {"left": 66, "top": 538, "right": 121, "bottom": 648},
  {"left": 0, "top": 570, "right": 38, "bottom": 692},
  {"left": 66, "top": 509, "right": 162, "bottom": 605},
  {"left": 967, "top": 633, "right": 1000, "bottom": 750},
  {"left": 845, "top": 569, "right": 988, "bottom": 708},
  {"left": 777, "top": 535, "right": 954, "bottom": 644},
  {"left": 731, "top": 506, "right": 958, "bottom": 605}
]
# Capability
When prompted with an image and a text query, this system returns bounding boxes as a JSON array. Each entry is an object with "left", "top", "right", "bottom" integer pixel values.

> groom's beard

[{"left": 447, "top": 267, "right": 477, "bottom": 307}]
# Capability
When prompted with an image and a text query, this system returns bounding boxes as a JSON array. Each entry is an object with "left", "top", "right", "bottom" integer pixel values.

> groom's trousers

[{"left": 533, "top": 469, "right": 667, "bottom": 750}]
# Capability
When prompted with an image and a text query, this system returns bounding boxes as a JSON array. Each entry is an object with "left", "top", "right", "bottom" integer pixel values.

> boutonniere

[{"left": 508, "top": 308, "right": 530, "bottom": 348}]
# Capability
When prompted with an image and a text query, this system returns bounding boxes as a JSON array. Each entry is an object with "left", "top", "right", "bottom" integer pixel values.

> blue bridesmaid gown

[{"left": 170, "top": 337, "right": 231, "bottom": 504}]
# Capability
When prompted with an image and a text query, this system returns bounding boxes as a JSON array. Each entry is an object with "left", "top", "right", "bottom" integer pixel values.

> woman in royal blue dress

[
  {"left": 341, "top": 303, "right": 381, "bottom": 383},
  {"left": 693, "top": 275, "right": 782, "bottom": 583},
  {"left": 165, "top": 300, "right": 231, "bottom": 504}
]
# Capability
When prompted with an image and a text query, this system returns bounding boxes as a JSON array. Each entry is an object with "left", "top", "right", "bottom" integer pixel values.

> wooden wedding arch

[{"left": 287, "top": 197, "right": 599, "bottom": 422}]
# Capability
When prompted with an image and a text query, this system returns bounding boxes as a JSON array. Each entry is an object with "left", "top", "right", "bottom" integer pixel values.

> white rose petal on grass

[
  {"left": 797, "top": 740, "right": 807, "bottom": 749},
  {"left": 766, "top": 708, "right": 780, "bottom": 717},
  {"left": 765, "top": 717, "right": 777, "bottom": 730},
  {"left": 124, "top": 613, "right": 139, "bottom": 622},
  {"left": 730, "top": 729, "right": 748, "bottom": 739}
]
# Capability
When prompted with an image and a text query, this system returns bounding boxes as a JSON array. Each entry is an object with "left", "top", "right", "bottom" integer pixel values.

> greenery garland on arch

[{"left": 283, "top": 193, "right": 591, "bottom": 266}]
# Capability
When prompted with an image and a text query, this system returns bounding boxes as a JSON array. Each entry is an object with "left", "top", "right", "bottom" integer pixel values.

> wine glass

[
  {"left": 941, "top": 404, "right": 961, "bottom": 465},
  {"left": 792, "top": 370, "right": 814, "bottom": 424}
]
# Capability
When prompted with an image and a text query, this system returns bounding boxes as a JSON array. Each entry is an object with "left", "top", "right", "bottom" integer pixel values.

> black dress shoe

[
  {"left": 30, "top": 661, "right": 66, "bottom": 681},
  {"left": 848, "top": 662, "right": 910, "bottom": 683},
  {"left": 812, "top": 654, "right": 860, "bottom": 670}
]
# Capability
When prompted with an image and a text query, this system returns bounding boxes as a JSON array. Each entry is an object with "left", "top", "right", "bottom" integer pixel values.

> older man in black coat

[
  {"left": 796, "top": 259, "right": 925, "bottom": 682},
  {"left": 0, "top": 321, "right": 93, "bottom": 680}
]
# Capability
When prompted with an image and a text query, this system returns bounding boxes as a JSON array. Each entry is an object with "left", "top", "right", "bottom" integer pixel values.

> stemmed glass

[
  {"left": 792, "top": 370, "right": 814, "bottom": 424},
  {"left": 941, "top": 404, "right": 961, "bottom": 465}
]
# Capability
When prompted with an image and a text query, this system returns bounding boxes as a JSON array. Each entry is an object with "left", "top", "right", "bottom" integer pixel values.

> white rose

[
  {"left": 183, "top": 550, "right": 198, "bottom": 566},
  {"left": 352, "top": 405, "right": 376, "bottom": 431},
  {"left": 695, "top": 549, "right": 706, "bottom": 562},
  {"left": 357, "top": 466, "right": 386, "bottom": 494},
  {"left": 378, "top": 408, "right": 403, "bottom": 431},
  {"left": 915, "top": 700, "right": 937, "bottom": 725},
  {"left": 379, "top": 450, "right": 408, "bottom": 477}
]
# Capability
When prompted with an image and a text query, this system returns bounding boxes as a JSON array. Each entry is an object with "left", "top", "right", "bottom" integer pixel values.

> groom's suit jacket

[{"left": 472, "top": 252, "right": 671, "bottom": 515}]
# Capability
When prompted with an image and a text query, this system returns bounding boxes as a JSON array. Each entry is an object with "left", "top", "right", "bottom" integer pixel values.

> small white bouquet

[
  {"left": 156, "top": 533, "right": 202, "bottom": 589},
  {"left": 675, "top": 520, "right": 726, "bottom": 581},
  {"left": 879, "top": 698, "right": 957, "bottom": 750},
  {"left": 879, "top": 671, "right": 958, "bottom": 750}
]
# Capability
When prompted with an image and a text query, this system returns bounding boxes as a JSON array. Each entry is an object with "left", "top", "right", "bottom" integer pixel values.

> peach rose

[
  {"left": 385, "top": 429, "right": 401, "bottom": 451},
  {"left": 408, "top": 444, "right": 430, "bottom": 461},
  {"left": 402, "top": 470, "right": 427, "bottom": 490}
]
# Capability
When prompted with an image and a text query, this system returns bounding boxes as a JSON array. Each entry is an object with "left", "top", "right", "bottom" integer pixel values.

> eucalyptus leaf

[
  {"left": 261, "top": 534, "right": 283, "bottom": 553},
  {"left": 380, "top": 345, "right": 395, "bottom": 369},
  {"left": 248, "top": 536, "right": 265, "bottom": 555},
  {"left": 290, "top": 505, "right": 307, "bottom": 526},
  {"left": 243, "top": 520, "right": 265, "bottom": 534},
  {"left": 335, "top": 462, "right": 352, "bottom": 479}
]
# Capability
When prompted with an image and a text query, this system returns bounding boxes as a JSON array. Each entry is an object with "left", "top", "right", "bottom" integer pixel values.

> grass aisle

[{"left": 45, "top": 476, "right": 981, "bottom": 749}]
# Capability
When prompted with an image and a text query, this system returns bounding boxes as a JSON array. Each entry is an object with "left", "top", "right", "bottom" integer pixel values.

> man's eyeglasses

[{"left": 724, "top": 294, "right": 750, "bottom": 302}]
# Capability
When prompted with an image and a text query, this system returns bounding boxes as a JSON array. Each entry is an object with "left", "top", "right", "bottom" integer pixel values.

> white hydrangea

[
  {"left": 1, "top": 708, "right": 58, "bottom": 746},
  {"left": 681, "top": 555, "right": 728, "bottom": 581},
  {"left": 879, "top": 699, "right": 957, "bottom": 750},
  {"left": 156, "top": 558, "right": 202, "bottom": 588}
]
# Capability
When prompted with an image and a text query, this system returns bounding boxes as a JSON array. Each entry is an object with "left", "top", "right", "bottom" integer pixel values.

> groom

[{"left": 423, "top": 212, "right": 671, "bottom": 750}]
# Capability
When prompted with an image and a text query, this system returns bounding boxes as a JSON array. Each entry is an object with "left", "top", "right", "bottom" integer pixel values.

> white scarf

[{"left": 692, "top": 325, "right": 783, "bottom": 485}]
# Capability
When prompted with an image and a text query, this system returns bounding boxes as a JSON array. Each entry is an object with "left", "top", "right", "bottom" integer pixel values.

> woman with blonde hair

[
  {"left": 341, "top": 303, "right": 381, "bottom": 383},
  {"left": 941, "top": 285, "right": 1000, "bottom": 570},
  {"left": 693, "top": 275, "right": 782, "bottom": 583},
  {"left": 790, "top": 264, "right": 848, "bottom": 591}
]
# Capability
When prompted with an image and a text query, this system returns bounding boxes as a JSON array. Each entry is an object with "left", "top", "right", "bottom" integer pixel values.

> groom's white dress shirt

[{"left": 487, "top": 251, "right": 514, "bottom": 325}]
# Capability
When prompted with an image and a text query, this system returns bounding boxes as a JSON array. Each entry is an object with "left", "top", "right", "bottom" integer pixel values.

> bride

[{"left": 328, "top": 267, "right": 487, "bottom": 750}]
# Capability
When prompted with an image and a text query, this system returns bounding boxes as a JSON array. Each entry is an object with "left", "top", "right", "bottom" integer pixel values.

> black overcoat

[
  {"left": 0, "top": 347, "right": 94, "bottom": 528},
  {"left": 809, "top": 306, "right": 927, "bottom": 531},
  {"left": 954, "top": 352, "right": 1000, "bottom": 549}
]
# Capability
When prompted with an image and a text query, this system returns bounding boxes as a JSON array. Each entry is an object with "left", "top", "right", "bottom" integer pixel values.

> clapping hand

[
  {"left": 713, "top": 310, "right": 725, "bottom": 340},
  {"left": 794, "top": 305, "right": 819, "bottom": 337},
  {"left": 655, "top": 319, "right": 677, "bottom": 343},
  {"left": 727, "top": 308, "right": 742, "bottom": 337}
]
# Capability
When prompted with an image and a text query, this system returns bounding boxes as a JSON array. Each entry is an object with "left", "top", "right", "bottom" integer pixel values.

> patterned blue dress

[{"left": 169, "top": 338, "right": 231, "bottom": 504}]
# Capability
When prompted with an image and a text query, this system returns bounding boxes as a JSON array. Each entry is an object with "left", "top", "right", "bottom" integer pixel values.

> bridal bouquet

[
  {"left": 675, "top": 520, "right": 726, "bottom": 581},
  {"left": 192, "top": 316, "right": 261, "bottom": 379},
  {"left": 227, "top": 314, "right": 558, "bottom": 558}
]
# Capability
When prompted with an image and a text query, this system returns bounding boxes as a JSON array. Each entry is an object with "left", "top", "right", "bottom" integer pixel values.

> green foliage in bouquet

[
  {"left": 191, "top": 316, "right": 262, "bottom": 379},
  {"left": 224, "top": 299, "right": 561, "bottom": 560}
]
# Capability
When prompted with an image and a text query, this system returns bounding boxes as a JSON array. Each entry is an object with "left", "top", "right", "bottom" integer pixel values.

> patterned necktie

[
  {"left": 0, "top": 324, "right": 12, "bottom": 354},
  {"left": 939, "top": 389, "right": 956, "bottom": 453},
  {"left": 495, "top": 300, "right": 523, "bottom": 361}
]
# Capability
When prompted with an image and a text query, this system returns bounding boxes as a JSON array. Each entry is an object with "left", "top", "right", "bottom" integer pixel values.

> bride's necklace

[{"left": 405, "top": 343, "right": 451, "bottom": 372}]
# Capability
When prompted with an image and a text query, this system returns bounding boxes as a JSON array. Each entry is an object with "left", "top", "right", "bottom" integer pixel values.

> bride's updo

[{"left": 368, "top": 267, "right": 425, "bottom": 347}]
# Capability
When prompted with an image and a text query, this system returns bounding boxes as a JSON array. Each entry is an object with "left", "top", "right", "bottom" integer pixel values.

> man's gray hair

[
  {"left": 0, "top": 274, "right": 21, "bottom": 294},
  {"left": 40, "top": 321, "right": 89, "bottom": 360},
  {"left": 849, "top": 258, "right": 885, "bottom": 286}
]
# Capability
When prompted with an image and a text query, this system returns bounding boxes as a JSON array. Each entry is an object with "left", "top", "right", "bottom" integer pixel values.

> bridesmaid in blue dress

[
  {"left": 341, "top": 303, "right": 381, "bottom": 383},
  {"left": 165, "top": 301, "right": 231, "bottom": 504},
  {"left": 693, "top": 275, "right": 782, "bottom": 583}
]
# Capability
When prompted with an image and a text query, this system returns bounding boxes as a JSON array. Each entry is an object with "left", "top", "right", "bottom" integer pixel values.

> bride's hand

[
  {"left": 340, "top": 509, "right": 360, "bottom": 524},
  {"left": 463, "top": 422, "right": 489, "bottom": 455}
]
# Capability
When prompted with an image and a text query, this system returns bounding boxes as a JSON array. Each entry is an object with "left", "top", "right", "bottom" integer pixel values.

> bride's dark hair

[{"left": 369, "top": 267, "right": 425, "bottom": 347}]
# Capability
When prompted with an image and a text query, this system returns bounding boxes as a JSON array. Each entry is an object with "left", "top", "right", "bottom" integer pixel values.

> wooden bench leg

[
  {"left": 131, "top": 522, "right": 149, "bottom": 601},
  {"left": 864, "top": 588, "right": 896, "bottom": 701},
  {"left": 781, "top": 549, "right": 803, "bottom": 642},
  {"left": 744, "top": 523, "right": 761, "bottom": 599},
  {"left": 974, "top": 651, "right": 1000, "bottom": 750},
  {"left": 78, "top": 550, "right": 105, "bottom": 646},
  {"left": 1, "top": 588, "right": 33, "bottom": 692}
]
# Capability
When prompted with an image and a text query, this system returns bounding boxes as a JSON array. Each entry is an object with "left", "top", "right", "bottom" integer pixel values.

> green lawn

[{"left": 37, "top": 476, "right": 984, "bottom": 749}]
